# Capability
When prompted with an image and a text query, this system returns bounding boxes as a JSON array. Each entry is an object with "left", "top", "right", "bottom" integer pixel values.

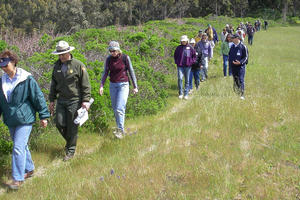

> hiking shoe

[
  {"left": 114, "top": 132, "right": 123, "bottom": 139},
  {"left": 240, "top": 96, "right": 245, "bottom": 100},
  {"left": 24, "top": 170, "right": 34, "bottom": 179},
  {"left": 189, "top": 89, "right": 193, "bottom": 94},
  {"left": 113, "top": 129, "right": 124, "bottom": 139},
  {"left": 6, "top": 180, "right": 23, "bottom": 190},
  {"left": 184, "top": 96, "right": 189, "bottom": 100},
  {"left": 63, "top": 153, "right": 74, "bottom": 162},
  {"left": 178, "top": 95, "right": 183, "bottom": 99}
]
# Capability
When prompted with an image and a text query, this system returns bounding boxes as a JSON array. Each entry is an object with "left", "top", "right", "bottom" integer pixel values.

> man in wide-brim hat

[{"left": 49, "top": 40, "right": 91, "bottom": 161}]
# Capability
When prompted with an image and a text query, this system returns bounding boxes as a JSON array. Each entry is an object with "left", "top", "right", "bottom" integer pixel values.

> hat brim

[
  {"left": 52, "top": 46, "right": 75, "bottom": 55},
  {"left": 108, "top": 47, "right": 120, "bottom": 51},
  {"left": 0, "top": 58, "right": 10, "bottom": 67},
  {"left": 180, "top": 39, "right": 189, "bottom": 42}
]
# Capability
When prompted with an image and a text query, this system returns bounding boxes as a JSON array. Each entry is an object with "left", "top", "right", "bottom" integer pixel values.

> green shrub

[
  {"left": 0, "top": 40, "right": 8, "bottom": 52},
  {"left": 128, "top": 32, "right": 147, "bottom": 42}
]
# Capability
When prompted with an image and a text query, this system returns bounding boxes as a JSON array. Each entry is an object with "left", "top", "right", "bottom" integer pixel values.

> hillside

[{"left": 0, "top": 24, "right": 299, "bottom": 199}]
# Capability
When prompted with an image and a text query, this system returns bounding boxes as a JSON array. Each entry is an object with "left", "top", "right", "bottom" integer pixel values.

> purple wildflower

[{"left": 110, "top": 169, "right": 115, "bottom": 175}]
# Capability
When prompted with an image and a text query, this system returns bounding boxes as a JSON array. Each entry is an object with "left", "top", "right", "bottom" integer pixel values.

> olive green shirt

[{"left": 49, "top": 57, "right": 91, "bottom": 103}]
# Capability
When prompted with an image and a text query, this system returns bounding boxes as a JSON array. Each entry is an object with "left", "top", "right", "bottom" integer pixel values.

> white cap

[
  {"left": 180, "top": 35, "right": 189, "bottom": 42},
  {"left": 190, "top": 38, "right": 196, "bottom": 44}
]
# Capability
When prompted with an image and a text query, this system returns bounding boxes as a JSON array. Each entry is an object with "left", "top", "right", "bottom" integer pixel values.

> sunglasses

[{"left": 109, "top": 50, "right": 116, "bottom": 53}]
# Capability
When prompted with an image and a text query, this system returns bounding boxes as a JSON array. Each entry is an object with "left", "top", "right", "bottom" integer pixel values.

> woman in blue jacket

[{"left": 0, "top": 51, "right": 50, "bottom": 190}]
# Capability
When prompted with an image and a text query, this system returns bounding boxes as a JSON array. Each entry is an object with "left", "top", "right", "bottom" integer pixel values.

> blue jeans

[
  {"left": 189, "top": 69, "right": 201, "bottom": 90},
  {"left": 223, "top": 55, "right": 232, "bottom": 76},
  {"left": 110, "top": 82, "right": 129, "bottom": 132},
  {"left": 200, "top": 57, "right": 209, "bottom": 81},
  {"left": 177, "top": 66, "right": 191, "bottom": 96},
  {"left": 9, "top": 125, "right": 34, "bottom": 181}
]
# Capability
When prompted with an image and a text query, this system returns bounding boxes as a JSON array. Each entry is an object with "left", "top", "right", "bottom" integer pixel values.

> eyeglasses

[{"left": 109, "top": 50, "right": 116, "bottom": 53}]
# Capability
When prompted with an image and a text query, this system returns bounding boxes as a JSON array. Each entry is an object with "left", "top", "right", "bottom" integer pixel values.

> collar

[{"left": 234, "top": 42, "right": 241, "bottom": 47}]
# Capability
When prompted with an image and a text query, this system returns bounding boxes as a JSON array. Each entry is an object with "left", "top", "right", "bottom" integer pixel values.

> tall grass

[{"left": 0, "top": 26, "right": 299, "bottom": 200}]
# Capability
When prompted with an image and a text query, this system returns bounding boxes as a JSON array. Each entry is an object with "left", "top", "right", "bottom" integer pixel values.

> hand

[
  {"left": 99, "top": 87, "right": 104, "bottom": 96},
  {"left": 40, "top": 119, "right": 48, "bottom": 128},
  {"left": 49, "top": 102, "right": 55, "bottom": 116},
  {"left": 233, "top": 60, "right": 241, "bottom": 65},
  {"left": 82, "top": 102, "right": 90, "bottom": 110},
  {"left": 133, "top": 88, "right": 138, "bottom": 94},
  {"left": 200, "top": 65, "right": 203, "bottom": 69}
]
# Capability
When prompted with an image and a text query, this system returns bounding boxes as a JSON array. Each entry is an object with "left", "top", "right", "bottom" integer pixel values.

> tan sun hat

[{"left": 52, "top": 41, "right": 75, "bottom": 55}]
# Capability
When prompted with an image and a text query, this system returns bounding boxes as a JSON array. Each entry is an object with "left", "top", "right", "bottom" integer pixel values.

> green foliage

[
  {"left": 0, "top": 40, "right": 8, "bottom": 52},
  {"left": 128, "top": 32, "right": 147, "bottom": 42},
  {"left": 38, "top": 33, "right": 52, "bottom": 47}
]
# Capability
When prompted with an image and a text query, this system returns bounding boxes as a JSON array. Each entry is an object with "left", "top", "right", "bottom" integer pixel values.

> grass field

[{"left": 0, "top": 26, "right": 299, "bottom": 199}]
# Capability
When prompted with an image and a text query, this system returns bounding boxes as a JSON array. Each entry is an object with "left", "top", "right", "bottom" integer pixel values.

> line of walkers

[
  {"left": 174, "top": 21, "right": 255, "bottom": 100},
  {"left": 0, "top": 40, "right": 138, "bottom": 190},
  {"left": 0, "top": 19, "right": 264, "bottom": 190}
]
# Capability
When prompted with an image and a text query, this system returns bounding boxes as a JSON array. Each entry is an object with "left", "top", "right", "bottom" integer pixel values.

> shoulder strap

[{"left": 122, "top": 54, "right": 129, "bottom": 70}]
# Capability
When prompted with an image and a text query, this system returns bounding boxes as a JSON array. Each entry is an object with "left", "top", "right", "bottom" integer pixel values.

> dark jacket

[
  {"left": 0, "top": 70, "right": 50, "bottom": 127},
  {"left": 49, "top": 56, "right": 91, "bottom": 102},
  {"left": 191, "top": 47, "right": 205, "bottom": 71},
  {"left": 228, "top": 42, "right": 248, "bottom": 67},
  {"left": 247, "top": 26, "right": 255, "bottom": 36},
  {"left": 174, "top": 44, "right": 196, "bottom": 67}
]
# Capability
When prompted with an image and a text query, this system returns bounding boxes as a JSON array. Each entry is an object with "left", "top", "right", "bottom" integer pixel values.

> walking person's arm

[
  {"left": 127, "top": 56, "right": 138, "bottom": 94},
  {"left": 99, "top": 57, "right": 110, "bottom": 96}
]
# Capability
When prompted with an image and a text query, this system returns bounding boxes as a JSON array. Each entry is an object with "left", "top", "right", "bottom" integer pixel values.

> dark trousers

[
  {"left": 232, "top": 65, "right": 245, "bottom": 96},
  {"left": 55, "top": 100, "right": 81, "bottom": 154},
  {"left": 189, "top": 69, "right": 201, "bottom": 90},
  {"left": 248, "top": 35, "right": 254, "bottom": 45}
]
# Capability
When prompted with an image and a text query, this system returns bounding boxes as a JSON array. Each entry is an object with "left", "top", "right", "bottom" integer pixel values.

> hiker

[
  {"left": 254, "top": 20, "right": 259, "bottom": 32},
  {"left": 220, "top": 28, "right": 228, "bottom": 42},
  {"left": 221, "top": 34, "right": 232, "bottom": 77},
  {"left": 205, "top": 24, "right": 218, "bottom": 58},
  {"left": 247, "top": 24, "right": 256, "bottom": 45},
  {"left": 205, "top": 24, "right": 219, "bottom": 44},
  {"left": 188, "top": 38, "right": 196, "bottom": 93},
  {"left": 258, "top": 20, "right": 261, "bottom": 31},
  {"left": 49, "top": 41, "right": 91, "bottom": 161},
  {"left": 99, "top": 41, "right": 138, "bottom": 138},
  {"left": 228, "top": 34, "right": 248, "bottom": 100},
  {"left": 0, "top": 50, "right": 49, "bottom": 190},
  {"left": 189, "top": 38, "right": 205, "bottom": 91},
  {"left": 264, "top": 20, "right": 268, "bottom": 30},
  {"left": 195, "top": 33, "right": 212, "bottom": 82},
  {"left": 174, "top": 35, "right": 196, "bottom": 100},
  {"left": 236, "top": 28, "right": 245, "bottom": 42},
  {"left": 195, "top": 30, "right": 203, "bottom": 43},
  {"left": 228, "top": 24, "right": 234, "bottom": 34}
]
